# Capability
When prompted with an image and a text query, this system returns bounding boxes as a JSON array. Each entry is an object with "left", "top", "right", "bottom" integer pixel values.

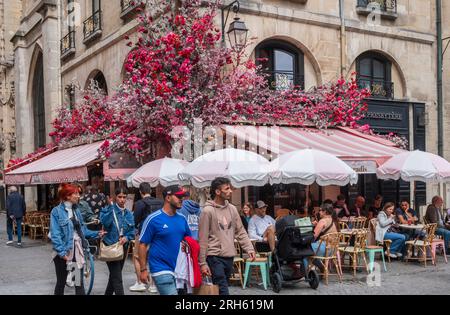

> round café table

[{"left": 398, "top": 224, "right": 425, "bottom": 230}]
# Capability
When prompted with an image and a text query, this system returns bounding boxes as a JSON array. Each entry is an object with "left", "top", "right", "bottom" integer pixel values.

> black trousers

[
  {"left": 206, "top": 256, "right": 234, "bottom": 296},
  {"left": 105, "top": 245, "right": 128, "bottom": 295},
  {"left": 53, "top": 256, "right": 85, "bottom": 295}
]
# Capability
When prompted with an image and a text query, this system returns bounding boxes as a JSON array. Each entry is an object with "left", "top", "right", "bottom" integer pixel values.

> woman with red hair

[{"left": 49, "top": 183, "right": 104, "bottom": 295}]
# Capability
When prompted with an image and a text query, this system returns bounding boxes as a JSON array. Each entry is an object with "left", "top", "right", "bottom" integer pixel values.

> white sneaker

[
  {"left": 385, "top": 251, "right": 397, "bottom": 259},
  {"left": 396, "top": 252, "right": 403, "bottom": 258},
  {"left": 129, "top": 282, "right": 147, "bottom": 292},
  {"left": 148, "top": 285, "right": 158, "bottom": 294},
  {"left": 6, "top": 241, "right": 13, "bottom": 245}
]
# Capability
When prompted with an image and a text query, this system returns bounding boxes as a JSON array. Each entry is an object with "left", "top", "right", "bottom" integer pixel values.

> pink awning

[
  {"left": 4, "top": 142, "right": 104, "bottom": 185},
  {"left": 225, "top": 125, "right": 405, "bottom": 167}
]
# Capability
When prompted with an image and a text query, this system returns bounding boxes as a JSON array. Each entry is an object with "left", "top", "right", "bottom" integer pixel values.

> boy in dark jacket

[
  {"left": 6, "top": 186, "right": 26, "bottom": 246},
  {"left": 129, "top": 182, "right": 163, "bottom": 293}
]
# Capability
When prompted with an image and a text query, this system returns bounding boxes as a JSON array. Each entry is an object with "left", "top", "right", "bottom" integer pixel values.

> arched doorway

[{"left": 32, "top": 53, "right": 46, "bottom": 150}]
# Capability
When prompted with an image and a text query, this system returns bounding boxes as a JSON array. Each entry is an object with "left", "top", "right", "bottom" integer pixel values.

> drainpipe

[
  {"left": 437, "top": 0, "right": 444, "bottom": 157},
  {"left": 436, "top": 0, "right": 445, "bottom": 201},
  {"left": 339, "top": 0, "right": 346, "bottom": 77}
]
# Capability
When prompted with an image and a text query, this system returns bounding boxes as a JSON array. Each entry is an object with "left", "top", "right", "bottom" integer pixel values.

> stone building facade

[
  {"left": 0, "top": 0, "right": 22, "bottom": 208},
  {"left": 8, "top": 0, "right": 450, "bottom": 208}
]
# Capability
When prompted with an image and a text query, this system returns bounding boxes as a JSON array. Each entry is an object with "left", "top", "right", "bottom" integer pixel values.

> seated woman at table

[
  {"left": 311, "top": 203, "right": 340, "bottom": 257},
  {"left": 376, "top": 202, "right": 406, "bottom": 259},
  {"left": 240, "top": 202, "right": 254, "bottom": 232}
]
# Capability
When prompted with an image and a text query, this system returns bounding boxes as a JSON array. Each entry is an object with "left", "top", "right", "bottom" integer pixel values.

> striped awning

[
  {"left": 224, "top": 125, "right": 405, "bottom": 172},
  {"left": 4, "top": 142, "right": 104, "bottom": 185}
]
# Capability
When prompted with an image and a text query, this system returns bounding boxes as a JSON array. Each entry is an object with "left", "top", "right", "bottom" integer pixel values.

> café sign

[{"left": 345, "top": 161, "right": 378, "bottom": 174}]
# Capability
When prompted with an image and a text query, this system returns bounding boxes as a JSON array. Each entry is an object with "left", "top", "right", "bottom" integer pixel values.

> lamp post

[{"left": 221, "top": 0, "right": 249, "bottom": 50}]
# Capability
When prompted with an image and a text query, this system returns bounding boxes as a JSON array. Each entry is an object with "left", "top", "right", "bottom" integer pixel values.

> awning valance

[
  {"left": 4, "top": 142, "right": 104, "bottom": 185},
  {"left": 224, "top": 125, "right": 406, "bottom": 172}
]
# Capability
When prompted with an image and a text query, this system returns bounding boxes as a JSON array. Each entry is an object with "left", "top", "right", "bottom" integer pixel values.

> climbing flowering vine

[{"left": 8, "top": 0, "right": 403, "bottom": 167}]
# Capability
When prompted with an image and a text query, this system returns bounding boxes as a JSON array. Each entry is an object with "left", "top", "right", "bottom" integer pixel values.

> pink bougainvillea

[{"left": 8, "top": 0, "right": 403, "bottom": 167}]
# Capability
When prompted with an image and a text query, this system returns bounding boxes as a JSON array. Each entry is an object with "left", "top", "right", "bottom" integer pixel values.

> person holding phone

[{"left": 376, "top": 202, "right": 406, "bottom": 259}]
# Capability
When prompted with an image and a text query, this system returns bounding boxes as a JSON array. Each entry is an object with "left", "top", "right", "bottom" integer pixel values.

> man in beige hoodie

[{"left": 199, "top": 177, "right": 255, "bottom": 295}]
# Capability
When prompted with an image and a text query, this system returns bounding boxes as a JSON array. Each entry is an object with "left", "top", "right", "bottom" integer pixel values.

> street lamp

[{"left": 221, "top": 0, "right": 249, "bottom": 50}]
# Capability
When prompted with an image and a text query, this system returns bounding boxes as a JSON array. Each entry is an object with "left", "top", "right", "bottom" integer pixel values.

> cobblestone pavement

[{"left": 0, "top": 213, "right": 449, "bottom": 295}]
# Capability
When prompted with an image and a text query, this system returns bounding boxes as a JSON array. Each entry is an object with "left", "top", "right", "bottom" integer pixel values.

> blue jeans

[
  {"left": 7, "top": 217, "right": 22, "bottom": 243},
  {"left": 311, "top": 241, "right": 326, "bottom": 256},
  {"left": 152, "top": 274, "right": 178, "bottom": 295},
  {"left": 436, "top": 228, "right": 450, "bottom": 249},
  {"left": 384, "top": 232, "right": 406, "bottom": 255}
]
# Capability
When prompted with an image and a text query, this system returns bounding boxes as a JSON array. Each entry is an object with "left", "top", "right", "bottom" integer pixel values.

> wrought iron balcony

[
  {"left": 356, "top": 0, "right": 397, "bottom": 19},
  {"left": 264, "top": 71, "right": 305, "bottom": 91},
  {"left": 60, "top": 31, "right": 75, "bottom": 59},
  {"left": 121, "top": 0, "right": 145, "bottom": 19},
  {"left": 83, "top": 10, "right": 102, "bottom": 44},
  {"left": 358, "top": 76, "right": 394, "bottom": 99}
]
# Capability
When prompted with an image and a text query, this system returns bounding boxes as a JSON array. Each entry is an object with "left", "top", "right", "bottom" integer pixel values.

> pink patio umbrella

[
  {"left": 376, "top": 150, "right": 450, "bottom": 183},
  {"left": 127, "top": 157, "right": 189, "bottom": 188}
]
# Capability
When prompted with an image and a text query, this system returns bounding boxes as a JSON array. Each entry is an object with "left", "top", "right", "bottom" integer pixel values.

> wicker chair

[{"left": 310, "top": 232, "right": 342, "bottom": 285}]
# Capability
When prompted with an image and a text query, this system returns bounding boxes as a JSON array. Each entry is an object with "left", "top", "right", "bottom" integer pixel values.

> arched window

[
  {"left": 255, "top": 40, "right": 304, "bottom": 90},
  {"left": 86, "top": 70, "right": 108, "bottom": 95},
  {"left": 32, "top": 53, "right": 46, "bottom": 149},
  {"left": 356, "top": 52, "right": 393, "bottom": 98},
  {"left": 93, "top": 71, "right": 108, "bottom": 95}
]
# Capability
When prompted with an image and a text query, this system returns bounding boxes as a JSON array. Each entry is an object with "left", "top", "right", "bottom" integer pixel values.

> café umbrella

[
  {"left": 270, "top": 149, "right": 359, "bottom": 186},
  {"left": 376, "top": 150, "right": 450, "bottom": 183},
  {"left": 178, "top": 148, "right": 272, "bottom": 188},
  {"left": 126, "top": 157, "right": 189, "bottom": 188}
]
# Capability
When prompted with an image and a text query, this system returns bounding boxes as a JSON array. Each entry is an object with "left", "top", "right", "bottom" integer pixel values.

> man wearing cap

[
  {"left": 199, "top": 177, "right": 255, "bottom": 295},
  {"left": 138, "top": 185, "right": 191, "bottom": 295},
  {"left": 248, "top": 201, "right": 276, "bottom": 252}
]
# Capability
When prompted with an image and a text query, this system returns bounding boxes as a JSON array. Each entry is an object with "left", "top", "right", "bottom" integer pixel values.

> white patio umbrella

[
  {"left": 270, "top": 149, "right": 358, "bottom": 186},
  {"left": 178, "top": 148, "right": 272, "bottom": 188},
  {"left": 376, "top": 150, "right": 450, "bottom": 183},
  {"left": 126, "top": 157, "right": 189, "bottom": 188}
]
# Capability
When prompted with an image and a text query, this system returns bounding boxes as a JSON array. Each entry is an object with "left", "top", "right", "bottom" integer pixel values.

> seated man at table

[
  {"left": 396, "top": 200, "right": 419, "bottom": 225},
  {"left": 333, "top": 194, "right": 350, "bottom": 218},
  {"left": 248, "top": 201, "right": 276, "bottom": 252},
  {"left": 425, "top": 196, "right": 450, "bottom": 250},
  {"left": 350, "top": 196, "right": 367, "bottom": 217},
  {"left": 395, "top": 200, "right": 423, "bottom": 240}
]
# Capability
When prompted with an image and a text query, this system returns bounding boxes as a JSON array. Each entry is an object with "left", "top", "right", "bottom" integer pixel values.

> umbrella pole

[{"left": 305, "top": 185, "right": 310, "bottom": 216}]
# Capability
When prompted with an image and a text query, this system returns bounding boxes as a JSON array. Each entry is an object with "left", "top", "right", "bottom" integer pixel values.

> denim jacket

[
  {"left": 50, "top": 203, "right": 99, "bottom": 258},
  {"left": 100, "top": 203, "right": 135, "bottom": 246}
]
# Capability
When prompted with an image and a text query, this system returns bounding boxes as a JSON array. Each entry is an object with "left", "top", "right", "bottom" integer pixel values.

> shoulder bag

[{"left": 98, "top": 209, "right": 124, "bottom": 262}]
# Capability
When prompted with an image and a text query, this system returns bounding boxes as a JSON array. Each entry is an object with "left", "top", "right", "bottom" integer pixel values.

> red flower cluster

[{"left": 39, "top": 0, "right": 391, "bottom": 160}]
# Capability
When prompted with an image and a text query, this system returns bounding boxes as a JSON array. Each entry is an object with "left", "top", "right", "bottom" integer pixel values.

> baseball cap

[
  {"left": 256, "top": 200, "right": 268, "bottom": 209},
  {"left": 163, "top": 185, "right": 189, "bottom": 198}
]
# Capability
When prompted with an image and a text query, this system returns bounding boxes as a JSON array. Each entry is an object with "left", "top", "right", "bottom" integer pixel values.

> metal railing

[
  {"left": 60, "top": 31, "right": 75, "bottom": 57},
  {"left": 357, "top": 76, "right": 394, "bottom": 99},
  {"left": 356, "top": 0, "right": 397, "bottom": 14},
  {"left": 83, "top": 10, "right": 102, "bottom": 41},
  {"left": 121, "top": 0, "right": 142, "bottom": 13},
  {"left": 263, "top": 71, "right": 305, "bottom": 90}
]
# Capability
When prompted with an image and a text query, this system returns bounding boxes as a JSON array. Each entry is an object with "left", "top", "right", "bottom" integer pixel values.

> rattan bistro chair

[
  {"left": 310, "top": 232, "right": 343, "bottom": 285},
  {"left": 339, "top": 229, "right": 369, "bottom": 277}
]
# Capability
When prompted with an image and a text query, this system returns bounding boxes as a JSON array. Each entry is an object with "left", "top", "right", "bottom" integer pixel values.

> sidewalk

[{"left": 1, "top": 213, "right": 449, "bottom": 295}]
